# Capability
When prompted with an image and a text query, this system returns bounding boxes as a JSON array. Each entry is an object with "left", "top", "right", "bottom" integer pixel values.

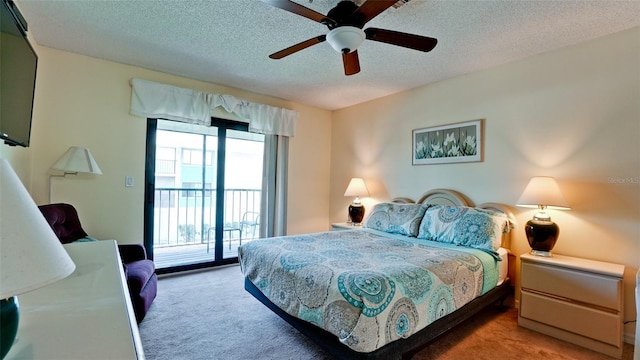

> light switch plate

[{"left": 125, "top": 176, "right": 134, "bottom": 187}]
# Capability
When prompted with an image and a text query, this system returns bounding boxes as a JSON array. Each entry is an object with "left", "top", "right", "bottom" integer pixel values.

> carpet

[{"left": 139, "top": 265, "right": 634, "bottom": 360}]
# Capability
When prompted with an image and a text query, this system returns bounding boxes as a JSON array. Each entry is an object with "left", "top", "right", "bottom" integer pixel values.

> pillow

[
  {"left": 364, "top": 202, "right": 429, "bottom": 237},
  {"left": 417, "top": 206, "right": 508, "bottom": 251}
]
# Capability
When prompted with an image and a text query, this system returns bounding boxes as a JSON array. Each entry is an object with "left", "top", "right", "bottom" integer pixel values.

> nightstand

[
  {"left": 518, "top": 253, "right": 624, "bottom": 358},
  {"left": 331, "top": 222, "right": 364, "bottom": 231}
]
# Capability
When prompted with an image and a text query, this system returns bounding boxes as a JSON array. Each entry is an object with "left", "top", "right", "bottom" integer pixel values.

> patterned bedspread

[{"left": 238, "top": 228, "right": 500, "bottom": 353}]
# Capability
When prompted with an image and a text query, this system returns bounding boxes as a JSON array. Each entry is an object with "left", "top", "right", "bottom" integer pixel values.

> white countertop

[{"left": 6, "top": 240, "right": 143, "bottom": 360}]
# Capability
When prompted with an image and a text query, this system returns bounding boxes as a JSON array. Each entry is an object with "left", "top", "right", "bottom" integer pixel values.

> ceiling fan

[{"left": 261, "top": 0, "right": 438, "bottom": 76}]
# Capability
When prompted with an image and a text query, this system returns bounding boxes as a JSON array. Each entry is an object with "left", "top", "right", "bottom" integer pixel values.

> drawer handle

[{"left": 521, "top": 288, "right": 619, "bottom": 315}]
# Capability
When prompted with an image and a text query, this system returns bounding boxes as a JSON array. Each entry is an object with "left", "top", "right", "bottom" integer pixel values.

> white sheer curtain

[
  {"left": 260, "top": 135, "right": 289, "bottom": 237},
  {"left": 130, "top": 78, "right": 297, "bottom": 237}
]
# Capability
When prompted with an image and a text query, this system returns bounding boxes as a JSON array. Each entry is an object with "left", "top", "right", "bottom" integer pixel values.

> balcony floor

[{"left": 153, "top": 237, "right": 256, "bottom": 269}]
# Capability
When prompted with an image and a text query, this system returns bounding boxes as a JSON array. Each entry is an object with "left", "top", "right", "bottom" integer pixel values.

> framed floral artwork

[{"left": 412, "top": 119, "right": 483, "bottom": 165}]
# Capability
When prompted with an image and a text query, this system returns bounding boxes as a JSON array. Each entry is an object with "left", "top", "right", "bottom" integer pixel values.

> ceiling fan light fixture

[{"left": 326, "top": 26, "right": 365, "bottom": 54}]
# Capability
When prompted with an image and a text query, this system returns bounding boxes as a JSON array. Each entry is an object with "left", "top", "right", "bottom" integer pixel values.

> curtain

[
  {"left": 130, "top": 78, "right": 294, "bottom": 238},
  {"left": 210, "top": 94, "right": 297, "bottom": 137},
  {"left": 130, "top": 78, "right": 298, "bottom": 136},
  {"left": 130, "top": 78, "right": 210, "bottom": 124},
  {"left": 259, "top": 135, "right": 289, "bottom": 238}
]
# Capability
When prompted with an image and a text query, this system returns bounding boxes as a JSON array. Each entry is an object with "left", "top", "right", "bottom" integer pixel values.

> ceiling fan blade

[
  {"left": 365, "top": 28, "right": 438, "bottom": 52},
  {"left": 269, "top": 35, "right": 327, "bottom": 59},
  {"left": 342, "top": 51, "right": 360, "bottom": 76},
  {"left": 353, "top": 0, "right": 397, "bottom": 25},
  {"left": 261, "top": 0, "right": 332, "bottom": 25}
]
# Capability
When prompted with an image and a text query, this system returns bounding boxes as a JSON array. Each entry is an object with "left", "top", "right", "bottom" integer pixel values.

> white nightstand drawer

[
  {"left": 521, "top": 261, "right": 621, "bottom": 310},
  {"left": 520, "top": 291, "right": 621, "bottom": 346}
]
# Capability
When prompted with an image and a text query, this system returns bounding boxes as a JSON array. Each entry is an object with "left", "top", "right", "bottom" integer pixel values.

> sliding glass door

[{"left": 144, "top": 119, "right": 264, "bottom": 273}]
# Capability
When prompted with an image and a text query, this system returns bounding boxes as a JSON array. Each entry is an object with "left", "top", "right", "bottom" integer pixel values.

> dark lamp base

[
  {"left": 1, "top": 296, "right": 19, "bottom": 359},
  {"left": 524, "top": 219, "right": 559, "bottom": 256},
  {"left": 348, "top": 204, "right": 365, "bottom": 224}
]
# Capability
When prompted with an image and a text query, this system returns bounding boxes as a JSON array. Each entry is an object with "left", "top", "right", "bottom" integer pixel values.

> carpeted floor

[{"left": 139, "top": 265, "right": 635, "bottom": 360}]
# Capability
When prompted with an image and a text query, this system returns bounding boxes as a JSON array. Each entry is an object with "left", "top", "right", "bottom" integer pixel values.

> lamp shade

[
  {"left": 0, "top": 159, "right": 76, "bottom": 299},
  {"left": 326, "top": 26, "right": 365, "bottom": 54},
  {"left": 344, "top": 178, "right": 370, "bottom": 197},
  {"left": 516, "top": 176, "right": 570, "bottom": 210},
  {"left": 51, "top": 146, "right": 102, "bottom": 174}
]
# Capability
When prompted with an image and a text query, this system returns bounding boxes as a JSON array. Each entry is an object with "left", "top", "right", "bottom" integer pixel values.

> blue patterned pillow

[
  {"left": 417, "top": 206, "right": 508, "bottom": 251},
  {"left": 364, "top": 202, "right": 429, "bottom": 237}
]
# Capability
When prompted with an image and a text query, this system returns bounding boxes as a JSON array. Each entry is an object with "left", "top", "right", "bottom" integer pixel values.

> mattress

[{"left": 497, "top": 247, "right": 509, "bottom": 285}]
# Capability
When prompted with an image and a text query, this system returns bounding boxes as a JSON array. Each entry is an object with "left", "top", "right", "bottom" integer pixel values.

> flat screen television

[{"left": 1, "top": 0, "right": 37, "bottom": 147}]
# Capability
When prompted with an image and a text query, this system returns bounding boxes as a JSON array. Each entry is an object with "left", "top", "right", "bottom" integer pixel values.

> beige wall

[
  {"left": 20, "top": 46, "right": 331, "bottom": 244},
  {"left": 331, "top": 27, "right": 639, "bottom": 341},
  {"left": 0, "top": 144, "right": 31, "bottom": 185}
]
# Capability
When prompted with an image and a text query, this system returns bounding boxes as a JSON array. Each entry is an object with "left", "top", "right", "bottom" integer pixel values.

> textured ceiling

[{"left": 14, "top": 0, "right": 640, "bottom": 110}]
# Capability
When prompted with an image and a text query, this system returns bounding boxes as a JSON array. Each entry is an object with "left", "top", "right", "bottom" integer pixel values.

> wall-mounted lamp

[
  {"left": 49, "top": 146, "right": 103, "bottom": 203},
  {"left": 344, "top": 178, "right": 369, "bottom": 225},
  {"left": 1, "top": 159, "right": 76, "bottom": 358},
  {"left": 516, "top": 176, "right": 570, "bottom": 256}
]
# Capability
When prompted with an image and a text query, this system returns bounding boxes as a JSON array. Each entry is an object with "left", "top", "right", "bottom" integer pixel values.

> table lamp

[
  {"left": 516, "top": 176, "right": 570, "bottom": 256},
  {"left": 344, "top": 178, "right": 369, "bottom": 224},
  {"left": 1, "top": 159, "right": 76, "bottom": 358}
]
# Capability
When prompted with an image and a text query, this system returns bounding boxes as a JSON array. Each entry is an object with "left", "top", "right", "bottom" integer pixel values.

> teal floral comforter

[{"left": 238, "top": 229, "right": 499, "bottom": 353}]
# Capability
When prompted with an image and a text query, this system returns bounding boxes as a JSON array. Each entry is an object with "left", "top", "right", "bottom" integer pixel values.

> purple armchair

[{"left": 38, "top": 203, "right": 157, "bottom": 323}]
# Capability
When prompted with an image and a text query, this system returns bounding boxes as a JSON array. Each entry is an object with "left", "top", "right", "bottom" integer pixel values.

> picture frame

[{"left": 412, "top": 119, "right": 483, "bottom": 165}]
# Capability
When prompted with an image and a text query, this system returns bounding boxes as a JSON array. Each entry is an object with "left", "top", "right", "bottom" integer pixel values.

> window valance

[{"left": 130, "top": 78, "right": 298, "bottom": 137}]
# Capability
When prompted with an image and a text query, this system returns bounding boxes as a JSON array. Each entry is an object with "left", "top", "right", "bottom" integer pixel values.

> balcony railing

[{"left": 153, "top": 187, "right": 260, "bottom": 248}]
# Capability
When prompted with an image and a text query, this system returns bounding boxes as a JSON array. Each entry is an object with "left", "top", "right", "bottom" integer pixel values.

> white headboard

[{"left": 417, "top": 189, "right": 469, "bottom": 206}]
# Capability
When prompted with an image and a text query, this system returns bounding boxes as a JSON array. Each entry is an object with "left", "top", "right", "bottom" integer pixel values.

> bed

[{"left": 239, "top": 189, "right": 516, "bottom": 360}]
